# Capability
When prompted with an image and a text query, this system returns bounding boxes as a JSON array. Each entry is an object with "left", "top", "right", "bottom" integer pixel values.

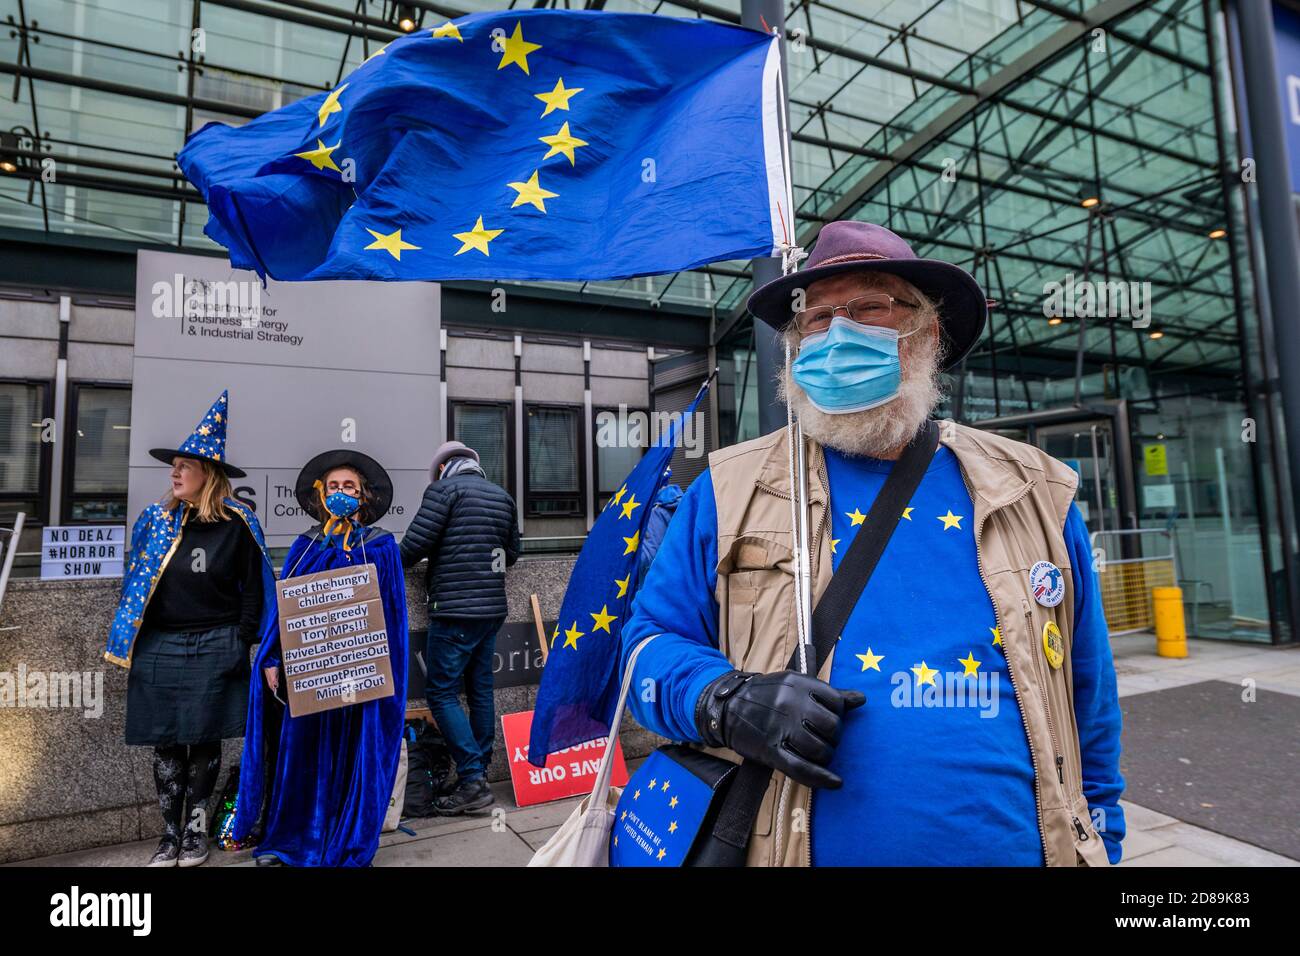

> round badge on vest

[
  {"left": 1042, "top": 620, "right": 1065, "bottom": 670},
  {"left": 1029, "top": 559, "right": 1065, "bottom": 607}
]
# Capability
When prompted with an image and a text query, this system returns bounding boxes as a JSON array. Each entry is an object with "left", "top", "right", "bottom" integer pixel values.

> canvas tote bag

[
  {"left": 382, "top": 737, "right": 409, "bottom": 833},
  {"left": 527, "top": 636, "right": 654, "bottom": 867}
]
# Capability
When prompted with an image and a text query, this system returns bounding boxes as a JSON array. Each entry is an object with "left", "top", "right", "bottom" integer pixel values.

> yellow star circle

[
  {"left": 497, "top": 21, "right": 541, "bottom": 75},
  {"left": 856, "top": 647, "right": 884, "bottom": 672},
  {"left": 364, "top": 228, "right": 420, "bottom": 260},
  {"left": 507, "top": 170, "right": 558, "bottom": 212},
  {"left": 535, "top": 77, "right": 583, "bottom": 117},
  {"left": 539, "top": 122, "right": 589, "bottom": 165},
  {"left": 452, "top": 216, "right": 503, "bottom": 256},
  {"left": 590, "top": 605, "right": 617, "bottom": 634}
]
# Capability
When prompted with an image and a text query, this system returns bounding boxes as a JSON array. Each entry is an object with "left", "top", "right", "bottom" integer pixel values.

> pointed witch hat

[{"left": 149, "top": 389, "right": 246, "bottom": 478}]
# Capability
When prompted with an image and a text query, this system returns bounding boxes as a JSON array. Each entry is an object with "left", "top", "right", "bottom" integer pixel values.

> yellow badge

[{"left": 1042, "top": 620, "right": 1064, "bottom": 670}]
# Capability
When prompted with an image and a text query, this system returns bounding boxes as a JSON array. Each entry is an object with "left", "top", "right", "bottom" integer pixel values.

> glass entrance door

[{"left": 1035, "top": 419, "right": 1120, "bottom": 537}]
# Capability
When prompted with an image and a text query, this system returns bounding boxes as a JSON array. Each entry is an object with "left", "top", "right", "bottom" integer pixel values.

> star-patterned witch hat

[{"left": 148, "top": 389, "right": 246, "bottom": 478}]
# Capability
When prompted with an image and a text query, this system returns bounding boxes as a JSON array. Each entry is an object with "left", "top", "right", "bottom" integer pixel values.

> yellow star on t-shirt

[
  {"left": 590, "top": 604, "right": 617, "bottom": 634},
  {"left": 365, "top": 227, "right": 420, "bottom": 260},
  {"left": 661, "top": 780, "right": 670, "bottom": 792},
  {"left": 294, "top": 139, "right": 342, "bottom": 172},
  {"left": 990, "top": 626, "right": 1002, "bottom": 647},
  {"left": 830, "top": 538, "right": 840, "bottom": 554},
  {"left": 497, "top": 21, "right": 541, "bottom": 75},
  {"left": 452, "top": 216, "right": 503, "bottom": 256},
  {"left": 938, "top": 509, "right": 964, "bottom": 530},
  {"left": 901, "top": 506, "right": 914, "bottom": 520},
  {"left": 912, "top": 661, "right": 939, "bottom": 686},
  {"left": 614, "top": 574, "right": 630, "bottom": 599},
  {"left": 430, "top": 21, "right": 462, "bottom": 41},
  {"left": 633, "top": 789, "right": 640, "bottom": 800},
  {"left": 855, "top": 647, "right": 884, "bottom": 672},
  {"left": 846, "top": 507, "right": 866, "bottom": 527},
  {"left": 535, "top": 77, "right": 583, "bottom": 117},
  {"left": 622, "top": 530, "right": 640, "bottom": 555},
  {"left": 562, "top": 620, "right": 585, "bottom": 650},
  {"left": 539, "top": 122, "right": 588, "bottom": 165},
  {"left": 507, "top": 170, "right": 558, "bottom": 213},
  {"left": 959, "top": 651, "right": 981, "bottom": 675},
  {"left": 317, "top": 84, "right": 347, "bottom": 127},
  {"left": 669, "top": 795, "right": 678, "bottom": 809},
  {"left": 620, "top": 493, "right": 642, "bottom": 520},
  {"left": 648, "top": 778, "right": 657, "bottom": 790}
]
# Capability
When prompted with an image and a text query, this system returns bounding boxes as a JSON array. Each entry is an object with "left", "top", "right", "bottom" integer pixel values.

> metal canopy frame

[{"left": 0, "top": 0, "right": 1259, "bottom": 384}]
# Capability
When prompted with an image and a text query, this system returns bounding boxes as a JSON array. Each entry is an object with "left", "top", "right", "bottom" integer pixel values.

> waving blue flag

[
  {"left": 178, "top": 11, "right": 787, "bottom": 282},
  {"left": 528, "top": 381, "right": 710, "bottom": 766}
]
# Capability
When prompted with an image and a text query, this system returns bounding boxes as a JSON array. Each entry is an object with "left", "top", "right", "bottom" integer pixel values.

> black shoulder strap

[{"left": 696, "top": 420, "right": 940, "bottom": 864}]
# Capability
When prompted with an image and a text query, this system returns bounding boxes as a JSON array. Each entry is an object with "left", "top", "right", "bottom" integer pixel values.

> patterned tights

[{"left": 152, "top": 741, "right": 222, "bottom": 839}]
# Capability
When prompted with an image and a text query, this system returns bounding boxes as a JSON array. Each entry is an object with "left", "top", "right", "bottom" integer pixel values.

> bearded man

[{"left": 620, "top": 221, "right": 1125, "bottom": 867}]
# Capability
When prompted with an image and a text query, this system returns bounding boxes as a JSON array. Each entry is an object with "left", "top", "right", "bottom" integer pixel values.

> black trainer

[
  {"left": 178, "top": 828, "right": 209, "bottom": 868},
  {"left": 147, "top": 834, "right": 181, "bottom": 867},
  {"left": 434, "top": 777, "right": 494, "bottom": 815}
]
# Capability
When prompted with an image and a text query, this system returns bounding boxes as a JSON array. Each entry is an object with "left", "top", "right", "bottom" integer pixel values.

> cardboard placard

[
  {"left": 501, "top": 709, "right": 628, "bottom": 807},
  {"left": 275, "top": 562, "right": 394, "bottom": 717}
]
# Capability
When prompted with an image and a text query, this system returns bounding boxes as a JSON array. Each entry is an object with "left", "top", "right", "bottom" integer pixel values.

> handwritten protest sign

[{"left": 275, "top": 563, "right": 393, "bottom": 717}]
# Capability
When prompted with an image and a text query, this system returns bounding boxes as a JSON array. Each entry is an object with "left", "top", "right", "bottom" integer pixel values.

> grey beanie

[{"left": 430, "top": 440, "right": 479, "bottom": 481}]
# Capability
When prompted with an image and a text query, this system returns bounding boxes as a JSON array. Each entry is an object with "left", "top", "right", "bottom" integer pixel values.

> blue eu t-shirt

[{"left": 812, "top": 444, "right": 1043, "bottom": 865}]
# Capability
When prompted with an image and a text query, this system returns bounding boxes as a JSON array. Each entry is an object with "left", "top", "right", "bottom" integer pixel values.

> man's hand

[
  {"left": 695, "top": 670, "right": 865, "bottom": 789},
  {"left": 264, "top": 666, "right": 279, "bottom": 694}
]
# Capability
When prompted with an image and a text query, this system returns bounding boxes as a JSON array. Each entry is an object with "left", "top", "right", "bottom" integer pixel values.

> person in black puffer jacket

[{"left": 400, "top": 440, "right": 520, "bottom": 814}]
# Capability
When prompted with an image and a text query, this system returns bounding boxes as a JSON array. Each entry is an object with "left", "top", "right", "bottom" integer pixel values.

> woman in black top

[{"left": 115, "top": 392, "right": 273, "bottom": 868}]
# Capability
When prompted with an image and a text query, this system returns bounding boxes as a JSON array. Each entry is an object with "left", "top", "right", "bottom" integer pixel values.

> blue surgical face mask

[
  {"left": 791, "top": 316, "right": 908, "bottom": 415},
  {"left": 324, "top": 491, "right": 361, "bottom": 519}
]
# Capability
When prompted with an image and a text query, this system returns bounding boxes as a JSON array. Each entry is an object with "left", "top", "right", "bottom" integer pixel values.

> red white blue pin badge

[{"left": 1029, "top": 560, "right": 1065, "bottom": 607}]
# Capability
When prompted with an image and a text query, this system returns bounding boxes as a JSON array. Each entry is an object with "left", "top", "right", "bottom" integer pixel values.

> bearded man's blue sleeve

[
  {"left": 1065, "top": 504, "right": 1126, "bottom": 864},
  {"left": 621, "top": 471, "right": 733, "bottom": 742}
]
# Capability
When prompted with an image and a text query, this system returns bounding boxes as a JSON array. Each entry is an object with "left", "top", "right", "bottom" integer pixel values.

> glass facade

[{"left": 0, "top": 0, "right": 1294, "bottom": 641}]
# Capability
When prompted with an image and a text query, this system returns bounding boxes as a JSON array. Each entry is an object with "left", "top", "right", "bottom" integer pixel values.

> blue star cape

[
  {"left": 105, "top": 498, "right": 275, "bottom": 668},
  {"left": 176, "top": 10, "right": 787, "bottom": 282},
  {"left": 234, "top": 524, "right": 409, "bottom": 867}
]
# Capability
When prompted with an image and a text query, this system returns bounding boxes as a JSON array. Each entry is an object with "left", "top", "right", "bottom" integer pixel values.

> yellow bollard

[{"left": 1152, "top": 586, "right": 1188, "bottom": 658}]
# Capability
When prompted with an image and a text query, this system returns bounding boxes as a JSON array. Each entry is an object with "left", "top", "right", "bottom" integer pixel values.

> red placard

[{"left": 501, "top": 710, "right": 629, "bottom": 807}]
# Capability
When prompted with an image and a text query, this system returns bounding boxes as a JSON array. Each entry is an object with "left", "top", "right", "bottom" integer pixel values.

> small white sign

[
  {"left": 1143, "top": 484, "right": 1176, "bottom": 509},
  {"left": 40, "top": 525, "right": 126, "bottom": 579}
]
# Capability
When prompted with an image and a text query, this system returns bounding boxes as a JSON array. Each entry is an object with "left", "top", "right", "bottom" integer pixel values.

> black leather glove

[{"left": 695, "top": 670, "right": 866, "bottom": 790}]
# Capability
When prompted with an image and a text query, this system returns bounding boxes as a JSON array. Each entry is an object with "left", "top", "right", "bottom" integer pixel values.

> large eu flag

[
  {"left": 528, "top": 382, "right": 709, "bottom": 766},
  {"left": 178, "top": 11, "right": 787, "bottom": 282}
]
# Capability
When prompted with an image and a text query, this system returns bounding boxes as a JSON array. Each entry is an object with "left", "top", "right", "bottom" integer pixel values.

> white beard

[{"left": 779, "top": 329, "right": 944, "bottom": 459}]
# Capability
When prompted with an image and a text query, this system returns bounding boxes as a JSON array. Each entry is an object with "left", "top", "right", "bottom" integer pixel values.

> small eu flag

[
  {"left": 528, "top": 380, "right": 710, "bottom": 766},
  {"left": 178, "top": 10, "right": 788, "bottom": 282}
]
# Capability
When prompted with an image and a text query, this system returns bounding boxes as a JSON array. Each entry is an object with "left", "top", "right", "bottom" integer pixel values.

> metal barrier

[
  {"left": 0, "top": 512, "right": 26, "bottom": 616},
  {"left": 1089, "top": 528, "right": 1178, "bottom": 636}
]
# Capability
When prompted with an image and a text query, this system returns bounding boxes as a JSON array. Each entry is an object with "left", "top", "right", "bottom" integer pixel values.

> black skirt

[{"left": 125, "top": 623, "right": 252, "bottom": 746}]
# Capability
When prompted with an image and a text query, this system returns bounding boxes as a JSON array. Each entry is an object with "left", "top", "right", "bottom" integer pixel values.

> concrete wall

[{"left": 0, "top": 557, "right": 664, "bottom": 864}]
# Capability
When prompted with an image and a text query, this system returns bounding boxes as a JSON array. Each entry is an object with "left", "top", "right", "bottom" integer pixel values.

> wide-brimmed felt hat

[
  {"left": 746, "top": 221, "right": 988, "bottom": 369},
  {"left": 295, "top": 449, "right": 393, "bottom": 526},
  {"left": 149, "top": 389, "right": 246, "bottom": 478}
]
